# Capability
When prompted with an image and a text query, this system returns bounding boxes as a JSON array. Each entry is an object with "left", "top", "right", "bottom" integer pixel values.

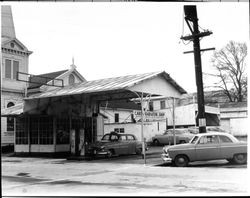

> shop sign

[{"left": 133, "top": 110, "right": 166, "bottom": 122}]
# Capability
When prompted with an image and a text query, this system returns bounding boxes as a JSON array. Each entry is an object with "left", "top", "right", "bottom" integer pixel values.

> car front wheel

[
  {"left": 107, "top": 149, "right": 115, "bottom": 158},
  {"left": 174, "top": 155, "right": 189, "bottom": 167},
  {"left": 233, "top": 153, "right": 247, "bottom": 164}
]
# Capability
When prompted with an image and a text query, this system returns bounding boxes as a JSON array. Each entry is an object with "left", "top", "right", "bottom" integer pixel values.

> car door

[
  {"left": 110, "top": 133, "right": 123, "bottom": 155},
  {"left": 218, "top": 135, "right": 235, "bottom": 159},
  {"left": 126, "top": 135, "right": 137, "bottom": 154},
  {"left": 195, "top": 135, "right": 221, "bottom": 161},
  {"left": 162, "top": 132, "right": 172, "bottom": 144},
  {"left": 118, "top": 135, "right": 130, "bottom": 155}
]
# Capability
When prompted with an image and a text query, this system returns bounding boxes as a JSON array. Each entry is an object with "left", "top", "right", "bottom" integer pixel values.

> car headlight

[
  {"left": 100, "top": 146, "right": 106, "bottom": 150},
  {"left": 163, "top": 146, "right": 168, "bottom": 154}
]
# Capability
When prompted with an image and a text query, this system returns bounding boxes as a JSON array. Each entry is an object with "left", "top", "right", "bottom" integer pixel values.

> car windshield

[
  {"left": 164, "top": 130, "right": 184, "bottom": 135},
  {"left": 190, "top": 135, "right": 199, "bottom": 144},
  {"left": 101, "top": 134, "right": 110, "bottom": 141}
]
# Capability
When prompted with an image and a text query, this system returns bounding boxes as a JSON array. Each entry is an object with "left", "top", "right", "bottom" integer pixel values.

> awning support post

[{"left": 141, "top": 92, "right": 146, "bottom": 165}]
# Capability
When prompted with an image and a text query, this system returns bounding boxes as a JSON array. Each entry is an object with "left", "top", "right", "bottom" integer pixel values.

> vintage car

[
  {"left": 86, "top": 132, "right": 146, "bottom": 157},
  {"left": 161, "top": 132, "right": 247, "bottom": 167},
  {"left": 152, "top": 129, "right": 195, "bottom": 146}
]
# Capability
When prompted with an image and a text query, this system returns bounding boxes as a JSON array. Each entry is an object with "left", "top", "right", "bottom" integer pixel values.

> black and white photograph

[{"left": 1, "top": 0, "right": 249, "bottom": 196}]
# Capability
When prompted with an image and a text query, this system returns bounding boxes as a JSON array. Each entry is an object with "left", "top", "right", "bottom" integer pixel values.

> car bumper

[
  {"left": 161, "top": 153, "right": 172, "bottom": 163},
  {"left": 86, "top": 149, "right": 109, "bottom": 156}
]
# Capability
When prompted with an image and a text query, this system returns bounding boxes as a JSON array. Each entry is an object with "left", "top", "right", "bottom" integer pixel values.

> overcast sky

[{"left": 5, "top": 2, "right": 249, "bottom": 93}]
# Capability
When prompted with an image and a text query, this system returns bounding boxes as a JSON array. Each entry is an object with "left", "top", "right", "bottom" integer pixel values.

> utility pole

[{"left": 181, "top": 5, "right": 214, "bottom": 133}]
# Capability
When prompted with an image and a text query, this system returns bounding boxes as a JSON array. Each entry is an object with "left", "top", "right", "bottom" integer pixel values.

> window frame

[
  {"left": 114, "top": 113, "right": 119, "bottom": 123},
  {"left": 219, "top": 135, "right": 233, "bottom": 143},
  {"left": 5, "top": 59, "right": 12, "bottom": 79},
  {"left": 13, "top": 60, "right": 19, "bottom": 79},
  {"left": 69, "top": 74, "right": 75, "bottom": 85},
  {"left": 160, "top": 100, "right": 166, "bottom": 109},
  {"left": 6, "top": 102, "right": 15, "bottom": 131},
  {"left": 114, "top": 128, "right": 124, "bottom": 133},
  {"left": 198, "top": 135, "right": 219, "bottom": 144},
  {"left": 4, "top": 59, "right": 20, "bottom": 79},
  {"left": 149, "top": 101, "right": 154, "bottom": 111}
]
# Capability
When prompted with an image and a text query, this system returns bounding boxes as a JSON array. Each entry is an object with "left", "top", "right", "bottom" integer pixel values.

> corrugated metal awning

[{"left": 25, "top": 71, "right": 186, "bottom": 100}]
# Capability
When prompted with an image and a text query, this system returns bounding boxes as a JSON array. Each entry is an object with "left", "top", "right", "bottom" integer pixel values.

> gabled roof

[
  {"left": 1, "top": 37, "right": 32, "bottom": 54},
  {"left": 28, "top": 70, "right": 68, "bottom": 89},
  {"left": 26, "top": 71, "right": 187, "bottom": 100}
]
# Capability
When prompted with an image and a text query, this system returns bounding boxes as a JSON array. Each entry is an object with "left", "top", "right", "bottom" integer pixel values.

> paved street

[{"left": 2, "top": 147, "right": 249, "bottom": 196}]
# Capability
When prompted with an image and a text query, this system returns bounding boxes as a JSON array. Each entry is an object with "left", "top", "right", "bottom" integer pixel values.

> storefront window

[
  {"left": 56, "top": 118, "right": 70, "bottom": 144},
  {"left": 30, "top": 116, "right": 53, "bottom": 144},
  {"left": 16, "top": 117, "right": 28, "bottom": 144},
  {"left": 39, "top": 116, "right": 53, "bottom": 144},
  {"left": 30, "top": 117, "right": 39, "bottom": 144}
]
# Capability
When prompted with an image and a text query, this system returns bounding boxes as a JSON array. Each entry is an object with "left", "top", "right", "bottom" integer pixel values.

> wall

[
  {"left": 1, "top": 49, "right": 29, "bottom": 92},
  {"left": 164, "top": 104, "right": 196, "bottom": 126},
  {"left": 45, "top": 70, "right": 84, "bottom": 90},
  {"left": 96, "top": 115, "right": 104, "bottom": 141},
  {"left": 104, "top": 121, "right": 166, "bottom": 142},
  {"left": 129, "top": 76, "right": 182, "bottom": 98},
  {"left": 101, "top": 108, "right": 133, "bottom": 123},
  {"left": 1, "top": 91, "right": 24, "bottom": 145},
  {"left": 1, "top": 39, "right": 30, "bottom": 145},
  {"left": 229, "top": 118, "right": 248, "bottom": 136},
  {"left": 220, "top": 107, "right": 248, "bottom": 136}
]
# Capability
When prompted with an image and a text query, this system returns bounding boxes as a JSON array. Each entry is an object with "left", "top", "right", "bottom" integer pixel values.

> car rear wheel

[
  {"left": 153, "top": 139, "right": 160, "bottom": 146},
  {"left": 135, "top": 148, "right": 142, "bottom": 155},
  {"left": 174, "top": 155, "right": 189, "bottom": 167},
  {"left": 233, "top": 153, "right": 247, "bottom": 164}
]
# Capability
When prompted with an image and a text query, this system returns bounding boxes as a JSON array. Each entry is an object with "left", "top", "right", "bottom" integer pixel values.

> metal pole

[
  {"left": 129, "top": 90, "right": 146, "bottom": 165},
  {"left": 141, "top": 92, "right": 146, "bottom": 165},
  {"left": 173, "top": 97, "right": 176, "bottom": 145}
]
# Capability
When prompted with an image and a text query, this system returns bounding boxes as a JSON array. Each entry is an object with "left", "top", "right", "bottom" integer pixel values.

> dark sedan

[{"left": 86, "top": 132, "right": 145, "bottom": 157}]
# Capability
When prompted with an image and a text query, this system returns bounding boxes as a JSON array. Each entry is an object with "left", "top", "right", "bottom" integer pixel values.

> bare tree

[{"left": 209, "top": 41, "right": 247, "bottom": 102}]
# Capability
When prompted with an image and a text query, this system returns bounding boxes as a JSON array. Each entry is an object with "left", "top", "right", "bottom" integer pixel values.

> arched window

[
  {"left": 7, "top": 102, "right": 15, "bottom": 108},
  {"left": 69, "top": 74, "right": 75, "bottom": 85},
  {"left": 7, "top": 102, "right": 15, "bottom": 131}
]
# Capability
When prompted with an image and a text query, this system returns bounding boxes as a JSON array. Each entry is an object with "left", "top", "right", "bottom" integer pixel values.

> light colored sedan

[
  {"left": 152, "top": 129, "right": 195, "bottom": 145},
  {"left": 161, "top": 132, "right": 247, "bottom": 167}
]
